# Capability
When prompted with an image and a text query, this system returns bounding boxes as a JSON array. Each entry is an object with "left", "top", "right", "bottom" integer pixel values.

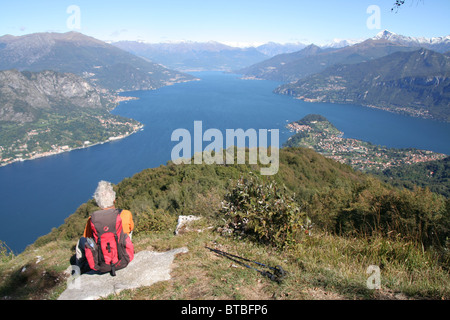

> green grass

[
  {"left": 1, "top": 216, "right": 448, "bottom": 300},
  {"left": 100, "top": 221, "right": 449, "bottom": 300}
]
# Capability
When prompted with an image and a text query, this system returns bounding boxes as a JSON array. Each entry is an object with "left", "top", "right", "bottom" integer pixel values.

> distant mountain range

[
  {"left": 373, "top": 30, "right": 450, "bottom": 53},
  {"left": 110, "top": 40, "right": 368, "bottom": 72},
  {"left": 275, "top": 48, "right": 450, "bottom": 122},
  {"left": 111, "top": 40, "right": 344, "bottom": 72},
  {"left": 0, "top": 32, "right": 196, "bottom": 92},
  {"left": 112, "top": 40, "right": 269, "bottom": 72},
  {"left": 321, "top": 30, "right": 450, "bottom": 52},
  {"left": 322, "top": 39, "right": 363, "bottom": 49},
  {"left": 238, "top": 30, "right": 450, "bottom": 82},
  {"left": 110, "top": 30, "right": 450, "bottom": 73},
  {"left": 254, "top": 42, "right": 308, "bottom": 57},
  {"left": 232, "top": 30, "right": 450, "bottom": 122},
  {"left": 238, "top": 39, "right": 418, "bottom": 82}
]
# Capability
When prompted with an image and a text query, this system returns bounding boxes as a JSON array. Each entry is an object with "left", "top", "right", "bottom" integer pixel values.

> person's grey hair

[{"left": 93, "top": 181, "right": 116, "bottom": 209}]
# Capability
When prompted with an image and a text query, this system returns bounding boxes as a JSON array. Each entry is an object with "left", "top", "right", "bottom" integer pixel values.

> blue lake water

[{"left": 1, "top": 71, "right": 449, "bottom": 253}]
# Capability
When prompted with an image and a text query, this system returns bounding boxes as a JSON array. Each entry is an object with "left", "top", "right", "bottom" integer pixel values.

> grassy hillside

[{"left": 1, "top": 148, "right": 449, "bottom": 300}]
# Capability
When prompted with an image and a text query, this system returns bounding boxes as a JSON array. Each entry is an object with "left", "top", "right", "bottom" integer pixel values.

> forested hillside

[{"left": 375, "top": 156, "right": 450, "bottom": 197}]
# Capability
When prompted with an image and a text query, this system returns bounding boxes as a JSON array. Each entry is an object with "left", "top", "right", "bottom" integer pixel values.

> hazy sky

[{"left": 1, "top": 0, "right": 449, "bottom": 46}]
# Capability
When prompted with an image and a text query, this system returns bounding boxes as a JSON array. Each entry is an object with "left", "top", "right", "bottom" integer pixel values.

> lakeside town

[
  {"left": 0, "top": 117, "right": 143, "bottom": 167},
  {"left": 293, "top": 96, "right": 434, "bottom": 121},
  {"left": 285, "top": 116, "right": 447, "bottom": 172}
]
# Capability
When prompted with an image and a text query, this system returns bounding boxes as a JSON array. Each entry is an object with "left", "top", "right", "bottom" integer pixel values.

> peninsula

[
  {"left": 0, "top": 70, "right": 143, "bottom": 167},
  {"left": 284, "top": 114, "right": 447, "bottom": 173},
  {"left": 0, "top": 118, "right": 143, "bottom": 167}
]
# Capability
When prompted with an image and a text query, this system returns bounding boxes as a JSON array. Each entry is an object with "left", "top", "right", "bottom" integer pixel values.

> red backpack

[{"left": 84, "top": 209, "right": 134, "bottom": 276}]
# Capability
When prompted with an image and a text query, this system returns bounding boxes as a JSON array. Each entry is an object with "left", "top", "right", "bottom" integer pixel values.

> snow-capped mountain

[
  {"left": 373, "top": 30, "right": 450, "bottom": 53},
  {"left": 322, "top": 38, "right": 364, "bottom": 49},
  {"left": 321, "top": 30, "right": 450, "bottom": 52}
]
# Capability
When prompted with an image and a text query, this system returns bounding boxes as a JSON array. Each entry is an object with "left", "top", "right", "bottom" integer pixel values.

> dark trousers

[{"left": 75, "top": 237, "right": 92, "bottom": 274}]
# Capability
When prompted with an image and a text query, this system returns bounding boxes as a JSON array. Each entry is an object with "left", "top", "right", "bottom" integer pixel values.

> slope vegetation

[{"left": 1, "top": 148, "right": 449, "bottom": 300}]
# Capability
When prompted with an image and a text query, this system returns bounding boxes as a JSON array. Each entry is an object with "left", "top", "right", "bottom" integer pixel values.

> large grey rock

[
  {"left": 0, "top": 69, "right": 106, "bottom": 123},
  {"left": 58, "top": 247, "right": 188, "bottom": 300}
]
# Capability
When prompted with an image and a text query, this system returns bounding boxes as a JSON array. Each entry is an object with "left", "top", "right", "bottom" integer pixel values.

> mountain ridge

[
  {"left": 373, "top": 30, "right": 450, "bottom": 52},
  {"left": 112, "top": 40, "right": 269, "bottom": 72},
  {"left": 0, "top": 31, "right": 197, "bottom": 91},
  {"left": 238, "top": 38, "right": 417, "bottom": 82},
  {"left": 275, "top": 48, "right": 450, "bottom": 122},
  {"left": 1, "top": 147, "right": 449, "bottom": 300}
]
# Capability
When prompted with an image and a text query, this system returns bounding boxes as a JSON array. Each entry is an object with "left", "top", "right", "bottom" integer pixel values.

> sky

[{"left": 0, "top": 0, "right": 449, "bottom": 47}]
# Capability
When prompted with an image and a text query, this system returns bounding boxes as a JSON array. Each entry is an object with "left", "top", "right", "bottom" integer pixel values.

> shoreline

[
  {"left": 235, "top": 76, "right": 447, "bottom": 124},
  {"left": 0, "top": 93, "right": 144, "bottom": 169},
  {"left": 292, "top": 96, "right": 447, "bottom": 123},
  {"left": 0, "top": 124, "right": 144, "bottom": 168},
  {"left": 285, "top": 118, "right": 448, "bottom": 173},
  {"left": 113, "top": 95, "right": 140, "bottom": 104},
  {"left": 0, "top": 77, "right": 200, "bottom": 169}
]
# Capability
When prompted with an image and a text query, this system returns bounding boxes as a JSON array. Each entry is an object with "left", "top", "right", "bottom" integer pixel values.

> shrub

[
  {"left": 0, "top": 240, "right": 14, "bottom": 262},
  {"left": 310, "top": 176, "right": 450, "bottom": 250},
  {"left": 134, "top": 208, "right": 178, "bottom": 234},
  {"left": 220, "top": 176, "right": 308, "bottom": 248}
]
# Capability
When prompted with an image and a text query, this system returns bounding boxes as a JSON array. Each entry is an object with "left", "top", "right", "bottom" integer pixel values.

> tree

[
  {"left": 393, "top": 0, "right": 406, "bottom": 10},
  {"left": 392, "top": 0, "right": 424, "bottom": 11}
]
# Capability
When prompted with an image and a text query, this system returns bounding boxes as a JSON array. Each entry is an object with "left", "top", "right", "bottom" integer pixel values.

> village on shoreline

[
  {"left": 0, "top": 96, "right": 143, "bottom": 168},
  {"left": 0, "top": 123, "right": 144, "bottom": 168},
  {"left": 285, "top": 116, "right": 447, "bottom": 173}
]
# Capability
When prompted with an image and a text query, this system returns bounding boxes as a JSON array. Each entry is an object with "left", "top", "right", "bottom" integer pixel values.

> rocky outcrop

[
  {"left": 58, "top": 247, "right": 188, "bottom": 300},
  {"left": 174, "top": 215, "right": 202, "bottom": 235},
  {"left": 0, "top": 69, "right": 108, "bottom": 123}
]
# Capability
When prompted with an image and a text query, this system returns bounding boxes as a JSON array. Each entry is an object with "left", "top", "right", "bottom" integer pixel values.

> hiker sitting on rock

[{"left": 75, "top": 181, "right": 135, "bottom": 275}]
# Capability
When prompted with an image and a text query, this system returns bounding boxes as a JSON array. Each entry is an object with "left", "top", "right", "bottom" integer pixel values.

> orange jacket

[{"left": 83, "top": 209, "right": 134, "bottom": 238}]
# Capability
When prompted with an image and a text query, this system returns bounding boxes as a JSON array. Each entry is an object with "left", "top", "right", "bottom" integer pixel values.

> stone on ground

[{"left": 58, "top": 247, "right": 188, "bottom": 300}]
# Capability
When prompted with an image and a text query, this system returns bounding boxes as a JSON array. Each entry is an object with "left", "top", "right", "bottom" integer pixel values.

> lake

[{"left": 1, "top": 71, "right": 449, "bottom": 253}]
